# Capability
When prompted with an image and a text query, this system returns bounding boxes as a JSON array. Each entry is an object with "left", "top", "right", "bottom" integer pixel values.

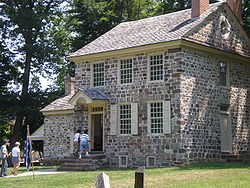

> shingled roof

[
  {"left": 68, "top": 2, "right": 223, "bottom": 58},
  {"left": 41, "top": 88, "right": 109, "bottom": 113},
  {"left": 81, "top": 88, "right": 109, "bottom": 100},
  {"left": 41, "top": 93, "right": 75, "bottom": 113}
]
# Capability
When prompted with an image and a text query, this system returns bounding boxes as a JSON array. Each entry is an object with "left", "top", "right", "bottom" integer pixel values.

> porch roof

[
  {"left": 29, "top": 125, "right": 44, "bottom": 141},
  {"left": 40, "top": 93, "right": 75, "bottom": 113},
  {"left": 68, "top": 88, "right": 109, "bottom": 105}
]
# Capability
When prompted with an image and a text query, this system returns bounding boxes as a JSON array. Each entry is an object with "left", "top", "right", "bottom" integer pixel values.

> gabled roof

[
  {"left": 40, "top": 89, "right": 109, "bottom": 115},
  {"left": 68, "top": 88, "right": 109, "bottom": 105},
  {"left": 68, "top": 2, "right": 224, "bottom": 59}
]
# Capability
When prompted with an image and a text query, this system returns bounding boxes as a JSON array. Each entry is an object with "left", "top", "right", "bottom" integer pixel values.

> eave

[{"left": 68, "top": 39, "right": 250, "bottom": 64}]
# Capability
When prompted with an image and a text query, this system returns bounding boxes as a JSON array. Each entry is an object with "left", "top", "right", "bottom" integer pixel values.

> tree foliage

[
  {"left": 0, "top": 0, "right": 68, "bottom": 146},
  {"left": 242, "top": 0, "right": 250, "bottom": 36}
]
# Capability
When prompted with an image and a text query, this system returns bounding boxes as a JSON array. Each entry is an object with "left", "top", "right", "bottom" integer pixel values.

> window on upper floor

[
  {"left": 219, "top": 62, "right": 228, "bottom": 87},
  {"left": 147, "top": 101, "right": 171, "bottom": 134},
  {"left": 148, "top": 54, "right": 164, "bottom": 82},
  {"left": 93, "top": 62, "right": 104, "bottom": 87},
  {"left": 119, "top": 58, "right": 133, "bottom": 84}
]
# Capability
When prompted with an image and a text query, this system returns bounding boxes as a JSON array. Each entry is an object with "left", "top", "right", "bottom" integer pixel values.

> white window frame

[
  {"left": 119, "top": 104, "right": 132, "bottom": 135},
  {"left": 147, "top": 53, "right": 164, "bottom": 83},
  {"left": 146, "top": 156, "right": 156, "bottom": 167},
  {"left": 92, "top": 61, "right": 105, "bottom": 87},
  {"left": 110, "top": 103, "right": 138, "bottom": 136},
  {"left": 148, "top": 101, "right": 164, "bottom": 134},
  {"left": 219, "top": 62, "right": 229, "bottom": 87},
  {"left": 118, "top": 58, "right": 133, "bottom": 85},
  {"left": 147, "top": 101, "right": 171, "bottom": 135},
  {"left": 119, "top": 155, "right": 128, "bottom": 167}
]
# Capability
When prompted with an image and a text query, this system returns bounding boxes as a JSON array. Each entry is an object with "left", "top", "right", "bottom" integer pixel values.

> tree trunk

[{"left": 11, "top": 32, "right": 32, "bottom": 147}]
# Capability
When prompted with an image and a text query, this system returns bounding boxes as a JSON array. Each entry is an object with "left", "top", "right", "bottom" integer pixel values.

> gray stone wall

[
  {"left": 180, "top": 49, "right": 250, "bottom": 162},
  {"left": 74, "top": 47, "right": 250, "bottom": 167},
  {"left": 74, "top": 105, "right": 89, "bottom": 132},
  {"left": 230, "top": 61, "right": 250, "bottom": 153},
  {"left": 43, "top": 113, "right": 75, "bottom": 164}
]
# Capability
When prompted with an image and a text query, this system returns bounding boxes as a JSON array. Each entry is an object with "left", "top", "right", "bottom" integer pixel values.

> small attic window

[{"left": 219, "top": 16, "right": 231, "bottom": 38}]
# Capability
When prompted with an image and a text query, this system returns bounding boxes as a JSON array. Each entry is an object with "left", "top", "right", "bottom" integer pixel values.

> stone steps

[
  {"left": 57, "top": 151, "right": 106, "bottom": 171},
  {"left": 221, "top": 153, "right": 250, "bottom": 162}
]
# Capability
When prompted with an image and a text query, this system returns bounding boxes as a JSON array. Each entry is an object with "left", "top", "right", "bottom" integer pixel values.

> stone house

[{"left": 41, "top": 0, "right": 250, "bottom": 167}]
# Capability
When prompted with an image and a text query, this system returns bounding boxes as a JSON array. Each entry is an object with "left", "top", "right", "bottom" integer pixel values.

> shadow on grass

[
  {"left": 178, "top": 162, "right": 250, "bottom": 170},
  {"left": 96, "top": 167, "right": 138, "bottom": 172}
]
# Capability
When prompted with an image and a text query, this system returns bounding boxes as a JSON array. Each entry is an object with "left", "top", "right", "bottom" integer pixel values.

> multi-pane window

[
  {"left": 120, "top": 104, "right": 131, "bottom": 134},
  {"left": 119, "top": 156, "right": 128, "bottom": 167},
  {"left": 120, "top": 59, "right": 133, "bottom": 84},
  {"left": 147, "top": 156, "right": 156, "bottom": 167},
  {"left": 219, "top": 62, "right": 227, "bottom": 86},
  {"left": 92, "top": 107, "right": 103, "bottom": 112},
  {"left": 93, "top": 62, "right": 104, "bottom": 86},
  {"left": 149, "top": 54, "right": 164, "bottom": 81},
  {"left": 149, "top": 102, "right": 163, "bottom": 134}
]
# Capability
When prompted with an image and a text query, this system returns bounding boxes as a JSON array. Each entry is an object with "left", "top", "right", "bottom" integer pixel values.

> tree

[
  {"left": 242, "top": 0, "right": 250, "bottom": 36},
  {"left": 0, "top": 0, "right": 67, "bottom": 146}
]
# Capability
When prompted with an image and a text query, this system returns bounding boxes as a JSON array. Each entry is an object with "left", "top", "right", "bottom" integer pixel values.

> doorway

[
  {"left": 91, "top": 114, "right": 103, "bottom": 151},
  {"left": 220, "top": 113, "right": 232, "bottom": 153}
]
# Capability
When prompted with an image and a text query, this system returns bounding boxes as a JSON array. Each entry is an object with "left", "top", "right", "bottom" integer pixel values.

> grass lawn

[{"left": 0, "top": 162, "right": 250, "bottom": 188}]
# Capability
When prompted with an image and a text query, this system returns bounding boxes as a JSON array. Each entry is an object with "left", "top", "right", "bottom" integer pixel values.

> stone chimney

[
  {"left": 64, "top": 76, "right": 75, "bottom": 95},
  {"left": 227, "top": 0, "right": 242, "bottom": 23},
  {"left": 191, "top": 0, "right": 209, "bottom": 19}
]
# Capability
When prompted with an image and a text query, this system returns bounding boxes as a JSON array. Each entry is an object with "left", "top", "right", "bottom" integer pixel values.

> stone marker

[{"left": 95, "top": 172, "right": 110, "bottom": 188}]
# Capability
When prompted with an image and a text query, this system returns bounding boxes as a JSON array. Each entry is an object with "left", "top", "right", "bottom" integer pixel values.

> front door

[
  {"left": 91, "top": 114, "right": 103, "bottom": 151},
  {"left": 220, "top": 113, "right": 232, "bottom": 152}
]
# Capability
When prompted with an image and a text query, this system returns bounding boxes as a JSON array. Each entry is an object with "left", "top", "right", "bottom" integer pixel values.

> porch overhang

[{"left": 68, "top": 88, "right": 109, "bottom": 105}]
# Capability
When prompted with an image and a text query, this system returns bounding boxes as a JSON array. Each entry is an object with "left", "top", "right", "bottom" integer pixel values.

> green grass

[{"left": 1, "top": 162, "right": 250, "bottom": 188}]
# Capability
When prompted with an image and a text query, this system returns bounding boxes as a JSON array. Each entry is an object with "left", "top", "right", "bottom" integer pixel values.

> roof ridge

[{"left": 119, "top": 2, "right": 224, "bottom": 25}]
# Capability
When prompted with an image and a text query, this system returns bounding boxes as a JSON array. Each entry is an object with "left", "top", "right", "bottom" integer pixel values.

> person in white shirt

[
  {"left": 73, "top": 129, "right": 81, "bottom": 156},
  {"left": 0, "top": 140, "right": 10, "bottom": 177},
  {"left": 11, "top": 142, "right": 21, "bottom": 175}
]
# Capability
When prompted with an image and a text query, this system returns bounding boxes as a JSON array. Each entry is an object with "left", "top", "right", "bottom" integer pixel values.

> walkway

[{"left": 5, "top": 168, "right": 67, "bottom": 178}]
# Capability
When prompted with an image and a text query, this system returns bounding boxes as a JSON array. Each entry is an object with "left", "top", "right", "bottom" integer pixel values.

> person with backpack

[
  {"left": 79, "top": 129, "right": 91, "bottom": 160},
  {"left": 0, "top": 140, "right": 10, "bottom": 177}
]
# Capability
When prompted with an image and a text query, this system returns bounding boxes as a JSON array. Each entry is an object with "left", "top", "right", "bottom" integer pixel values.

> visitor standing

[
  {"left": 11, "top": 142, "right": 21, "bottom": 176},
  {"left": 0, "top": 140, "right": 10, "bottom": 177},
  {"left": 73, "top": 129, "right": 81, "bottom": 156},
  {"left": 79, "top": 129, "right": 91, "bottom": 160}
]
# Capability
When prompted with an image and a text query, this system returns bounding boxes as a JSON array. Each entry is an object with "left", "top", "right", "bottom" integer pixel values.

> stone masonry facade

[
  {"left": 72, "top": 47, "right": 250, "bottom": 167},
  {"left": 42, "top": 2, "right": 250, "bottom": 167},
  {"left": 43, "top": 114, "right": 75, "bottom": 164}
]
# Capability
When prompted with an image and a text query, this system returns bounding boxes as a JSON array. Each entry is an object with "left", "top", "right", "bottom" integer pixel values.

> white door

[{"left": 220, "top": 113, "right": 232, "bottom": 152}]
